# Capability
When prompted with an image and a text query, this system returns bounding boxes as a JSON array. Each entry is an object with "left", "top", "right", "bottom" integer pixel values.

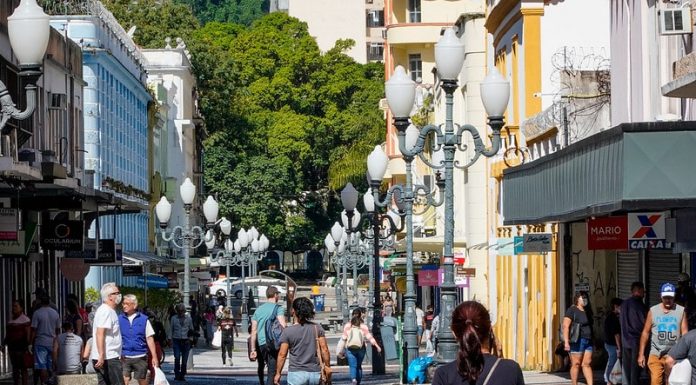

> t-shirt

[
  {"left": 416, "top": 308, "right": 425, "bottom": 327},
  {"left": 253, "top": 302, "right": 283, "bottom": 345},
  {"left": 432, "top": 354, "right": 524, "bottom": 385},
  {"left": 219, "top": 318, "right": 236, "bottom": 339},
  {"left": 57, "top": 332, "right": 83, "bottom": 373},
  {"left": 123, "top": 313, "right": 154, "bottom": 358},
  {"left": 31, "top": 306, "right": 61, "bottom": 347},
  {"left": 90, "top": 304, "right": 121, "bottom": 360},
  {"left": 564, "top": 306, "right": 592, "bottom": 340},
  {"left": 279, "top": 322, "right": 323, "bottom": 373},
  {"left": 604, "top": 312, "right": 621, "bottom": 346},
  {"left": 669, "top": 329, "right": 696, "bottom": 385},
  {"left": 425, "top": 312, "right": 435, "bottom": 330},
  {"left": 650, "top": 303, "right": 684, "bottom": 356}
]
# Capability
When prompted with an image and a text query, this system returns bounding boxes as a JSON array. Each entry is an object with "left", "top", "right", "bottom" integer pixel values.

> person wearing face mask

[
  {"left": 91, "top": 282, "right": 124, "bottom": 385},
  {"left": 638, "top": 283, "right": 688, "bottom": 385},
  {"left": 563, "top": 291, "right": 594, "bottom": 385}
]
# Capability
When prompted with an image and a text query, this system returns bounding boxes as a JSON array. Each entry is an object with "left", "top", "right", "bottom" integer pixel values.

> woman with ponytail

[{"left": 432, "top": 301, "right": 524, "bottom": 385}]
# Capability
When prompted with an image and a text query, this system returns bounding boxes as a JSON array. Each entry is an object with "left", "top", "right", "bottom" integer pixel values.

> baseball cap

[{"left": 661, "top": 283, "right": 676, "bottom": 298}]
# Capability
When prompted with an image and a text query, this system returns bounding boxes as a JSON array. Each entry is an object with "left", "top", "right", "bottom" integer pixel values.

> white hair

[
  {"left": 100, "top": 282, "right": 118, "bottom": 301},
  {"left": 123, "top": 294, "right": 138, "bottom": 306}
]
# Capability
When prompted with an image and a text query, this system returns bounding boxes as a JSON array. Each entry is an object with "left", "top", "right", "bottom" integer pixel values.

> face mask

[{"left": 114, "top": 294, "right": 123, "bottom": 305}]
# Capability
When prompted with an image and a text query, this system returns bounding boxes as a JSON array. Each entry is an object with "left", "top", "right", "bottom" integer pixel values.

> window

[
  {"left": 409, "top": 0, "right": 421, "bottom": 23},
  {"left": 367, "top": 10, "right": 385, "bottom": 27},
  {"left": 409, "top": 54, "right": 423, "bottom": 81},
  {"left": 367, "top": 43, "right": 384, "bottom": 61}
]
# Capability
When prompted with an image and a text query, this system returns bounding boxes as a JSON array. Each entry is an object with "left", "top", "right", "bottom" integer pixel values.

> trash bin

[
  {"left": 407, "top": 355, "right": 434, "bottom": 384},
  {"left": 312, "top": 294, "right": 325, "bottom": 312}
]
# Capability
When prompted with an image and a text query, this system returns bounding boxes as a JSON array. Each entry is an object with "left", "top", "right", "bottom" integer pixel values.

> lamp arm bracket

[
  {"left": 417, "top": 150, "right": 445, "bottom": 170},
  {"left": 0, "top": 81, "right": 37, "bottom": 132},
  {"left": 372, "top": 184, "right": 404, "bottom": 209},
  {"left": 397, "top": 123, "right": 442, "bottom": 158}
]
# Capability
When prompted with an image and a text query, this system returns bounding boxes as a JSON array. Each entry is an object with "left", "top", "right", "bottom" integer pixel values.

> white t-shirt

[
  {"left": 123, "top": 313, "right": 155, "bottom": 358},
  {"left": 90, "top": 304, "right": 121, "bottom": 360},
  {"left": 57, "top": 332, "right": 83, "bottom": 373},
  {"left": 415, "top": 308, "right": 425, "bottom": 327}
]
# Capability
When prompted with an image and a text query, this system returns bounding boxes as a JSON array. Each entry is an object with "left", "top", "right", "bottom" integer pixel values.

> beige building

[{"left": 279, "top": 0, "right": 385, "bottom": 63}]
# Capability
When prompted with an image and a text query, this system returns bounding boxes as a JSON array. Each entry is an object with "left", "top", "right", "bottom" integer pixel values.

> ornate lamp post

[
  {"left": 208, "top": 217, "right": 234, "bottom": 307},
  {"left": 232, "top": 227, "right": 269, "bottom": 331},
  {"left": 370, "top": 28, "right": 510, "bottom": 364},
  {"left": 155, "top": 178, "right": 220, "bottom": 312},
  {"left": 0, "top": 0, "right": 51, "bottom": 134}
]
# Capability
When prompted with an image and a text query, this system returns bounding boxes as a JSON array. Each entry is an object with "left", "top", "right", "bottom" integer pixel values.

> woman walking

[
  {"left": 340, "top": 308, "right": 381, "bottom": 385},
  {"left": 563, "top": 292, "right": 594, "bottom": 385},
  {"left": 1, "top": 300, "right": 31, "bottom": 385},
  {"left": 273, "top": 297, "right": 331, "bottom": 385},
  {"left": 218, "top": 307, "right": 238, "bottom": 366},
  {"left": 431, "top": 301, "right": 524, "bottom": 385}
]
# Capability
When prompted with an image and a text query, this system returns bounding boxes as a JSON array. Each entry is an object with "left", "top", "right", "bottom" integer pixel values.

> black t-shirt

[
  {"left": 564, "top": 305, "right": 592, "bottom": 340},
  {"left": 432, "top": 354, "right": 524, "bottom": 385},
  {"left": 604, "top": 312, "right": 620, "bottom": 345}
]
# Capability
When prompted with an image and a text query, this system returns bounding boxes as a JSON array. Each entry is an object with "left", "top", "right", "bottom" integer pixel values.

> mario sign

[
  {"left": 628, "top": 212, "right": 670, "bottom": 249},
  {"left": 588, "top": 216, "right": 628, "bottom": 250}
]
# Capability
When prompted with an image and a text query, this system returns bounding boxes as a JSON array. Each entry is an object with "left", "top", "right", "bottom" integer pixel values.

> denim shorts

[
  {"left": 34, "top": 345, "right": 53, "bottom": 370},
  {"left": 569, "top": 337, "right": 593, "bottom": 354},
  {"left": 287, "top": 371, "right": 321, "bottom": 385},
  {"left": 417, "top": 326, "right": 423, "bottom": 337}
]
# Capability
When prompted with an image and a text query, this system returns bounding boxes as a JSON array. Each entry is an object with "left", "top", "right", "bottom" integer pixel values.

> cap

[{"left": 661, "top": 283, "right": 676, "bottom": 298}]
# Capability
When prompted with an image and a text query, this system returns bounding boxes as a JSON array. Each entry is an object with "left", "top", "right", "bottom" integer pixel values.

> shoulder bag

[
  {"left": 481, "top": 358, "right": 501, "bottom": 385},
  {"left": 314, "top": 325, "right": 332, "bottom": 385}
]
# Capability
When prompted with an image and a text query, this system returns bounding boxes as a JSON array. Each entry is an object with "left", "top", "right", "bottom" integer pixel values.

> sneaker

[
  {"left": 352, "top": 379, "right": 357, "bottom": 385},
  {"left": 229, "top": 361, "right": 234, "bottom": 367}
]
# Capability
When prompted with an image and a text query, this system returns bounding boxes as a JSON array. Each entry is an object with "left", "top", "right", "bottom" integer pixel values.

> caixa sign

[{"left": 587, "top": 213, "right": 671, "bottom": 250}]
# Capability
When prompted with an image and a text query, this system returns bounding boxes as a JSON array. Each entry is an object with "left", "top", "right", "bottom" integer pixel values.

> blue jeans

[
  {"left": 287, "top": 371, "right": 321, "bottom": 385},
  {"left": 346, "top": 347, "right": 366, "bottom": 385},
  {"left": 172, "top": 338, "right": 191, "bottom": 378},
  {"left": 605, "top": 343, "right": 618, "bottom": 383}
]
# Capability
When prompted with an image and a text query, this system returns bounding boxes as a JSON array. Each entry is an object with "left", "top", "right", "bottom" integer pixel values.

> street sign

[
  {"left": 456, "top": 267, "right": 476, "bottom": 277},
  {"left": 0, "top": 209, "right": 18, "bottom": 240},
  {"left": 514, "top": 236, "right": 524, "bottom": 255}
]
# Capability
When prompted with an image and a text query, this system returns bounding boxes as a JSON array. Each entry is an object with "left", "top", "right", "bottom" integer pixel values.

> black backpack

[{"left": 264, "top": 304, "right": 284, "bottom": 351}]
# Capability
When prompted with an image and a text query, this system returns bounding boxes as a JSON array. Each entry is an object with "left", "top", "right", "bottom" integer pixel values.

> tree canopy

[{"left": 175, "top": 0, "right": 267, "bottom": 26}]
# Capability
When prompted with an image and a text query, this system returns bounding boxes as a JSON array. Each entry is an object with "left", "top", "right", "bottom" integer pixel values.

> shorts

[
  {"left": 569, "top": 337, "right": 593, "bottom": 354},
  {"left": 417, "top": 326, "right": 424, "bottom": 337},
  {"left": 34, "top": 345, "right": 53, "bottom": 370},
  {"left": 122, "top": 357, "right": 148, "bottom": 379}
]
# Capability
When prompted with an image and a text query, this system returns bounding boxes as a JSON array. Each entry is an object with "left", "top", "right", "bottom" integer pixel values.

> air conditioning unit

[
  {"left": 381, "top": 29, "right": 388, "bottom": 39},
  {"left": 660, "top": 8, "right": 693, "bottom": 35}
]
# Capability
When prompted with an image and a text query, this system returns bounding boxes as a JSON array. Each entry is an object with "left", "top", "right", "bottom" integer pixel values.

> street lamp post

[
  {"left": 370, "top": 28, "right": 510, "bottom": 364},
  {"left": 207, "top": 218, "right": 234, "bottom": 307},
  {"left": 0, "top": 0, "right": 51, "bottom": 134},
  {"left": 232, "top": 227, "right": 269, "bottom": 331},
  {"left": 155, "top": 178, "right": 220, "bottom": 312}
]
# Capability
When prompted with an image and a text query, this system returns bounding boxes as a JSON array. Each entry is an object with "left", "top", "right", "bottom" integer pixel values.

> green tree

[{"left": 175, "top": 0, "right": 267, "bottom": 26}]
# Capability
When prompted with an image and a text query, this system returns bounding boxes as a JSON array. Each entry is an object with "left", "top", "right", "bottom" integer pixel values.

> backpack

[
  {"left": 264, "top": 304, "right": 284, "bottom": 351},
  {"left": 346, "top": 326, "right": 364, "bottom": 349}
]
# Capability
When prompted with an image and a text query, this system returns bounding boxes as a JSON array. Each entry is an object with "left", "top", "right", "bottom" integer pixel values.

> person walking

[
  {"left": 431, "top": 301, "right": 524, "bottom": 385},
  {"left": 1, "top": 300, "right": 31, "bottom": 385},
  {"left": 415, "top": 305, "right": 425, "bottom": 346},
  {"left": 218, "top": 307, "right": 238, "bottom": 366},
  {"left": 30, "top": 294, "right": 61, "bottom": 385},
  {"left": 383, "top": 295, "right": 394, "bottom": 318},
  {"left": 56, "top": 321, "right": 83, "bottom": 375},
  {"left": 638, "top": 283, "right": 688, "bottom": 385},
  {"left": 91, "top": 282, "right": 124, "bottom": 385},
  {"left": 604, "top": 298, "right": 622, "bottom": 385},
  {"left": 562, "top": 292, "right": 594, "bottom": 385},
  {"left": 170, "top": 303, "right": 194, "bottom": 382},
  {"left": 203, "top": 307, "right": 216, "bottom": 348},
  {"left": 118, "top": 294, "right": 159, "bottom": 385},
  {"left": 341, "top": 308, "right": 381, "bottom": 385},
  {"left": 620, "top": 281, "right": 648, "bottom": 385},
  {"left": 273, "top": 297, "right": 331, "bottom": 385},
  {"left": 250, "top": 286, "right": 287, "bottom": 385}
]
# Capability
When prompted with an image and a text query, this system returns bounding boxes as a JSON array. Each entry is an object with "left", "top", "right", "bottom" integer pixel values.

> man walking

[
  {"left": 250, "top": 287, "right": 286, "bottom": 385},
  {"left": 620, "top": 281, "right": 648, "bottom": 385},
  {"left": 638, "top": 283, "right": 688, "bottom": 385},
  {"left": 91, "top": 282, "right": 124, "bottom": 385},
  {"left": 30, "top": 294, "right": 61, "bottom": 384},
  {"left": 170, "top": 303, "right": 194, "bottom": 381},
  {"left": 119, "top": 294, "right": 159, "bottom": 385}
]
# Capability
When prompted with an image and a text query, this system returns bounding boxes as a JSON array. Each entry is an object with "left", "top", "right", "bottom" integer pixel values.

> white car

[{"left": 209, "top": 276, "right": 287, "bottom": 299}]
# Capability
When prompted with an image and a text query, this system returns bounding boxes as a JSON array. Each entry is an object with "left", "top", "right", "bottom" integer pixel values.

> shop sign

[
  {"left": 0, "top": 223, "right": 37, "bottom": 256},
  {"left": 628, "top": 212, "right": 670, "bottom": 249},
  {"left": 77, "top": 239, "right": 116, "bottom": 264},
  {"left": 453, "top": 250, "right": 466, "bottom": 265},
  {"left": 519, "top": 233, "right": 552, "bottom": 254},
  {"left": 575, "top": 283, "right": 590, "bottom": 293},
  {"left": 418, "top": 269, "right": 439, "bottom": 286},
  {"left": 588, "top": 216, "right": 628, "bottom": 250},
  {"left": 162, "top": 272, "right": 179, "bottom": 289},
  {"left": 496, "top": 238, "right": 515, "bottom": 256},
  {"left": 41, "top": 220, "right": 83, "bottom": 251},
  {"left": 455, "top": 276, "right": 469, "bottom": 288},
  {"left": 513, "top": 236, "right": 524, "bottom": 255},
  {"left": 0, "top": 209, "right": 18, "bottom": 240},
  {"left": 123, "top": 265, "right": 143, "bottom": 277}
]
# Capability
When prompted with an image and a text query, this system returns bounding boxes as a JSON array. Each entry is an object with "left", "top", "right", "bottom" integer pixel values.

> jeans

[
  {"left": 623, "top": 345, "right": 643, "bottom": 385},
  {"left": 604, "top": 343, "right": 618, "bottom": 383},
  {"left": 94, "top": 358, "right": 124, "bottom": 385},
  {"left": 260, "top": 345, "right": 278, "bottom": 385},
  {"left": 346, "top": 347, "right": 366, "bottom": 385},
  {"left": 287, "top": 371, "right": 321, "bottom": 385},
  {"left": 172, "top": 338, "right": 191, "bottom": 378}
]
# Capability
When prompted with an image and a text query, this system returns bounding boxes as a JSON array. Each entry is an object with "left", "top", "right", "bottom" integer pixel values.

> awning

[
  {"left": 502, "top": 121, "right": 696, "bottom": 225},
  {"left": 394, "top": 236, "right": 467, "bottom": 253},
  {"left": 662, "top": 71, "right": 696, "bottom": 98},
  {"left": 122, "top": 251, "right": 176, "bottom": 266}
]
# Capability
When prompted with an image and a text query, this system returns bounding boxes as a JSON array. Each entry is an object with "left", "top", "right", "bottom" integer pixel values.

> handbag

[
  {"left": 314, "top": 325, "right": 332, "bottom": 385},
  {"left": 668, "top": 359, "right": 692, "bottom": 385},
  {"left": 335, "top": 337, "right": 346, "bottom": 358}
]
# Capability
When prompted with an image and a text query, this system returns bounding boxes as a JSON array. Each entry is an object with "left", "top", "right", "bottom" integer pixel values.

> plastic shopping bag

[
  {"left": 212, "top": 330, "right": 222, "bottom": 348},
  {"left": 335, "top": 338, "right": 346, "bottom": 358},
  {"left": 668, "top": 359, "right": 692, "bottom": 385},
  {"left": 609, "top": 359, "right": 622, "bottom": 384},
  {"left": 154, "top": 367, "right": 169, "bottom": 385}
]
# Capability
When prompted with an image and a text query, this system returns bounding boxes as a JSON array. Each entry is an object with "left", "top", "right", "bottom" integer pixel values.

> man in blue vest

[{"left": 118, "top": 294, "right": 158, "bottom": 385}]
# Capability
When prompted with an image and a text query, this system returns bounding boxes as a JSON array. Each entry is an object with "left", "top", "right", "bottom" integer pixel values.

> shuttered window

[
  {"left": 617, "top": 252, "right": 641, "bottom": 299},
  {"left": 647, "top": 250, "right": 681, "bottom": 304}
]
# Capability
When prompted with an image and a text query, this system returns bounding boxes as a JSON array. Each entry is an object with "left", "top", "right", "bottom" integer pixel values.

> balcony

[
  {"left": 663, "top": 51, "right": 696, "bottom": 98},
  {"left": 386, "top": 23, "right": 445, "bottom": 46}
]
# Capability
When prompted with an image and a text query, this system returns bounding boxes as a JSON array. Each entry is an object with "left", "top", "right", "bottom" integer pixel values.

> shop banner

[
  {"left": 628, "top": 212, "right": 670, "bottom": 249},
  {"left": 0, "top": 209, "right": 18, "bottom": 240},
  {"left": 588, "top": 216, "right": 628, "bottom": 250},
  {"left": 418, "top": 269, "right": 439, "bottom": 286},
  {"left": 41, "top": 220, "right": 83, "bottom": 251},
  {"left": 521, "top": 233, "right": 553, "bottom": 253}
]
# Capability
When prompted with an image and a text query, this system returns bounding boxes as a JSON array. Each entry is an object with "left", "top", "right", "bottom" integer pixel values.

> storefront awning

[
  {"left": 122, "top": 251, "right": 176, "bottom": 266},
  {"left": 394, "top": 236, "right": 467, "bottom": 254},
  {"left": 502, "top": 121, "right": 696, "bottom": 225}
]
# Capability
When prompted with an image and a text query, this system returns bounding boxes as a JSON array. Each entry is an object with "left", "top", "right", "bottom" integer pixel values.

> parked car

[
  {"left": 208, "top": 277, "right": 239, "bottom": 297},
  {"left": 209, "top": 276, "right": 288, "bottom": 299}
]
